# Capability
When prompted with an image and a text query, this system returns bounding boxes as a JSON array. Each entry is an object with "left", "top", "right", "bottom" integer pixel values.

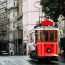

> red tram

[{"left": 30, "top": 19, "right": 60, "bottom": 61}]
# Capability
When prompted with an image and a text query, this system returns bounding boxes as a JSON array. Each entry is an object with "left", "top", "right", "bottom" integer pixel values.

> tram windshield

[{"left": 35, "top": 30, "right": 57, "bottom": 42}]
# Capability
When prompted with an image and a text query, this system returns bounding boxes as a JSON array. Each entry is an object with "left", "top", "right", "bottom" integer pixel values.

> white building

[
  {"left": 22, "top": 0, "right": 42, "bottom": 43},
  {"left": 22, "top": 0, "right": 43, "bottom": 55}
]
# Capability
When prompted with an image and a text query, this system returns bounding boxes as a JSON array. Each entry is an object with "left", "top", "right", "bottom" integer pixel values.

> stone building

[{"left": 7, "top": 0, "right": 23, "bottom": 55}]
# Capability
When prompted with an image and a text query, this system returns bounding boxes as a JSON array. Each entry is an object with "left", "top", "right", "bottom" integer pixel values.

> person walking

[{"left": 28, "top": 41, "right": 36, "bottom": 59}]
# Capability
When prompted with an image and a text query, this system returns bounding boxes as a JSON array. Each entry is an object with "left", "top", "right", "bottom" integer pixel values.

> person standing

[
  {"left": 9, "top": 48, "right": 14, "bottom": 56},
  {"left": 9, "top": 43, "right": 14, "bottom": 56}
]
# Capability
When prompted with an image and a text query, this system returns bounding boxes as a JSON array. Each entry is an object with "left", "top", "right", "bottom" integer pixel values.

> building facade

[{"left": 7, "top": 0, "right": 23, "bottom": 55}]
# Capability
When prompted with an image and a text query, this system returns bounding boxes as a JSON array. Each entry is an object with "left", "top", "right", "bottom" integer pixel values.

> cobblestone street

[
  {"left": 0, "top": 56, "right": 65, "bottom": 65},
  {"left": 0, "top": 56, "right": 31, "bottom": 65}
]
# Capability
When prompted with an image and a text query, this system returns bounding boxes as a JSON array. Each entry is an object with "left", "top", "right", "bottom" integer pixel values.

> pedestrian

[
  {"left": 28, "top": 41, "right": 35, "bottom": 54},
  {"left": 9, "top": 48, "right": 14, "bottom": 56},
  {"left": 27, "top": 40, "right": 36, "bottom": 59}
]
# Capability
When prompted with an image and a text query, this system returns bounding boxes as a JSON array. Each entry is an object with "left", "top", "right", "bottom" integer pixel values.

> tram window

[
  {"left": 35, "top": 30, "right": 45, "bottom": 42},
  {"left": 35, "top": 30, "right": 58, "bottom": 42},
  {"left": 35, "top": 30, "right": 41, "bottom": 42},
  {"left": 43, "top": 31, "right": 48, "bottom": 41},
  {"left": 49, "top": 31, "right": 57, "bottom": 42},
  {"left": 35, "top": 30, "right": 48, "bottom": 42},
  {"left": 40, "top": 31, "right": 46, "bottom": 41},
  {"left": 50, "top": 32, "right": 54, "bottom": 42},
  {"left": 55, "top": 31, "right": 57, "bottom": 41}
]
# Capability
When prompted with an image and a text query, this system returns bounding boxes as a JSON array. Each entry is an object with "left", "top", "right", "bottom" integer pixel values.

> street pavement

[{"left": 0, "top": 56, "right": 65, "bottom": 65}]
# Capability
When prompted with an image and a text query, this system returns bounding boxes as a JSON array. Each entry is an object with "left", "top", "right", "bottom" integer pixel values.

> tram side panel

[{"left": 35, "top": 30, "right": 60, "bottom": 59}]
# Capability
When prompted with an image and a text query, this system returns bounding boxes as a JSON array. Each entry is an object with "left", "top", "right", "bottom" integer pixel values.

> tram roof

[{"left": 34, "top": 26, "right": 59, "bottom": 30}]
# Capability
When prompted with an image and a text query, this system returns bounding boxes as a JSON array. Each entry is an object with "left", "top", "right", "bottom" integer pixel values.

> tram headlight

[{"left": 47, "top": 48, "right": 51, "bottom": 53}]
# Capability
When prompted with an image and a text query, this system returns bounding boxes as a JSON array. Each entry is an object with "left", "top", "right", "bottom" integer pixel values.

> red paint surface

[
  {"left": 36, "top": 42, "right": 58, "bottom": 57},
  {"left": 40, "top": 19, "right": 55, "bottom": 26}
]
